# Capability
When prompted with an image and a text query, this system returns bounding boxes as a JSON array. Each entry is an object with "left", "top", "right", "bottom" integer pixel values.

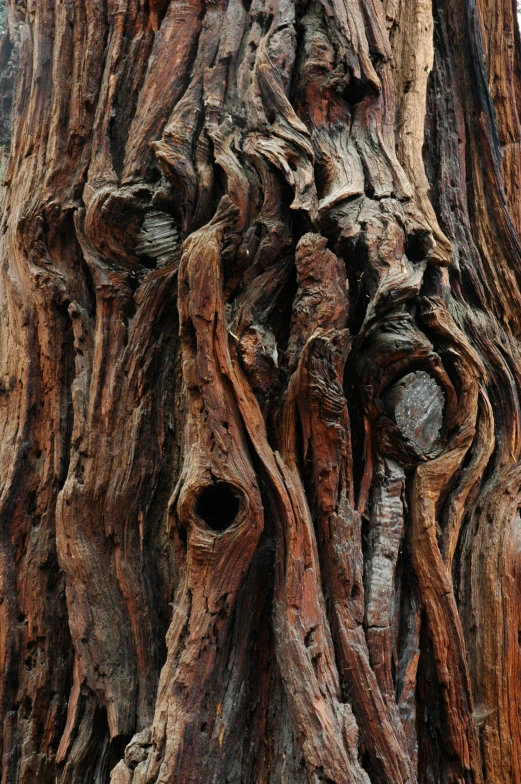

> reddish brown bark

[{"left": 1, "top": 0, "right": 521, "bottom": 782}]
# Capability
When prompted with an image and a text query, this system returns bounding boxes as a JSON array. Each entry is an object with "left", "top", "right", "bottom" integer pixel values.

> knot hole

[{"left": 195, "top": 482, "right": 241, "bottom": 532}]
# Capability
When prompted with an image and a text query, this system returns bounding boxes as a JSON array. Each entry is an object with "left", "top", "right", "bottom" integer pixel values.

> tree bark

[{"left": 0, "top": 0, "right": 521, "bottom": 782}]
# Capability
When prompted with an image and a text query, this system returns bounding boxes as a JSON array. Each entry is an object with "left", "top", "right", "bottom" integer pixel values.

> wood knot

[
  {"left": 135, "top": 209, "right": 179, "bottom": 269},
  {"left": 384, "top": 371, "right": 444, "bottom": 457}
]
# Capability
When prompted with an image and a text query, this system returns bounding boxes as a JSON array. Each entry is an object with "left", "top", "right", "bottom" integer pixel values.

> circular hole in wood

[
  {"left": 195, "top": 482, "right": 241, "bottom": 532},
  {"left": 405, "top": 229, "right": 432, "bottom": 263},
  {"left": 350, "top": 584, "right": 361, "bottom": 600}
]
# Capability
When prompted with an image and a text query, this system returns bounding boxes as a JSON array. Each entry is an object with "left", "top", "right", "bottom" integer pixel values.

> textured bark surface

[{"left": 1, "top": 0, "right": 521, "bottom": 782}]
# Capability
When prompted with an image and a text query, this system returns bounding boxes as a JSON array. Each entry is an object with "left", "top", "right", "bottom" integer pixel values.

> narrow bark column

[
  {"left": 282, "top": 233, "right": 415, "bottom": 783},
  {"left": 389, "top": 0, "right": 452, "bottom": 263},
  {"left": 111, "top": 201, "right": 265, "bottom": 783},
  {"left": 423, "top": 2, "right": 521, "bottom": 780},
  {"left": 475, "top": 0, "right": 521, "bottom": 233},
  {"left": 0, "top": 4, "right": 97, "bottom": 781},
  {"left": 0, "top": 3, "right": 180, "bottom": 781}
]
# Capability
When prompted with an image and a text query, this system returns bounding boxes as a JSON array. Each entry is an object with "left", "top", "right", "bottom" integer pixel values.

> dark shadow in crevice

[{"left": 196, "top": 482, "right": 241, "bottom": 532}]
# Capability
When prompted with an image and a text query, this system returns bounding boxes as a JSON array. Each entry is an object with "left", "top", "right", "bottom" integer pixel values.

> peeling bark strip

[{"left": 1, "top": 0, "right": 521, "bottom": 782}]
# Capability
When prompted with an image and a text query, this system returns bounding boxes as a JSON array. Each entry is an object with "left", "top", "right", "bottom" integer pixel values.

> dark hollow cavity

[{"left": 195, "top": 482, "right": 241, "bottom": 532}]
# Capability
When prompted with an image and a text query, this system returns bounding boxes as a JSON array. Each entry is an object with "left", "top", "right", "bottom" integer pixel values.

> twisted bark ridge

[{"left": 1, "top": 0, "right": 521, "bottom": 781}]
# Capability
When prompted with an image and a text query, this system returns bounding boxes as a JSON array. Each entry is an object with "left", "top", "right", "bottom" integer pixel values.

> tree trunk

[{"left": 0, "top": 0, "right": 520, "bottom": 781}]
